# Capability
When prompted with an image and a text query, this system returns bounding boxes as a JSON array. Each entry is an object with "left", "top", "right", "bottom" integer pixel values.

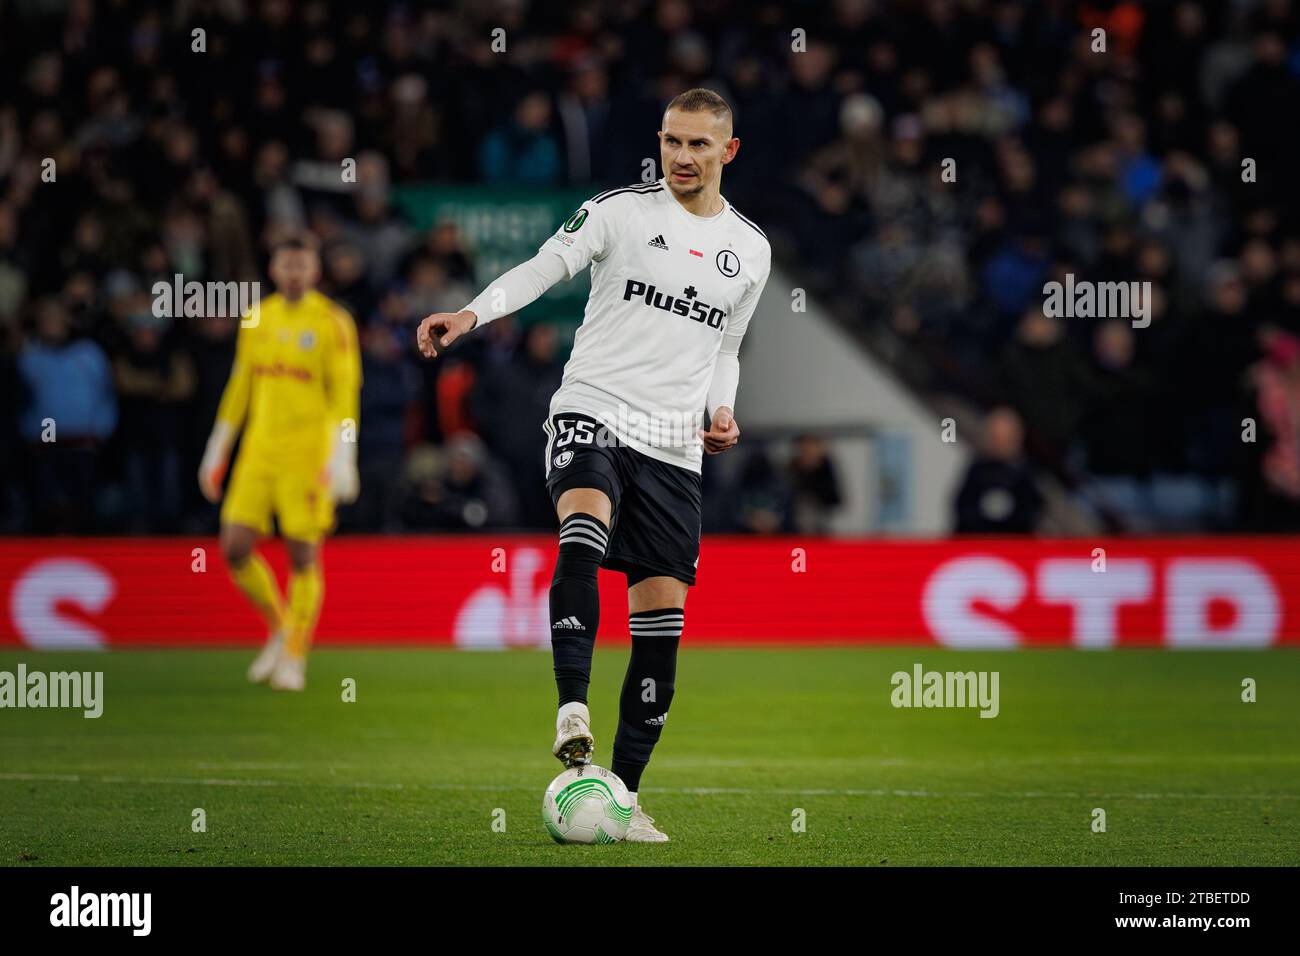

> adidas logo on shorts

[{"left": 647, "top": 234, "right": 669, "bottom": 250}]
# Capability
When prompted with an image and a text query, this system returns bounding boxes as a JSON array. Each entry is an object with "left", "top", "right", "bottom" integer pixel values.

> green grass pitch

[{"left": 1, "top": 647, "right": 1297, "bottom": 866}]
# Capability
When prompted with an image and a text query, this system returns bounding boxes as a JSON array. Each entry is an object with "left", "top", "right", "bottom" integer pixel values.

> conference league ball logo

[{"left": 563, "top": 208, "right": 588, "bottom": 233}]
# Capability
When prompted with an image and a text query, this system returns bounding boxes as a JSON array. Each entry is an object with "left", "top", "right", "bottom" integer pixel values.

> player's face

[
  {"left": 270, "top": 248, "right": 321, "bottom": 300},
  {"left": 658, "top": 109, "right": 738, "bottom": 197}
]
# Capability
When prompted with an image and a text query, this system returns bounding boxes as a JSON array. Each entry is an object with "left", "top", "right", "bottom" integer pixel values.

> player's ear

[{"left": 722, "top": 137, "right": 739, "bottom": 165}]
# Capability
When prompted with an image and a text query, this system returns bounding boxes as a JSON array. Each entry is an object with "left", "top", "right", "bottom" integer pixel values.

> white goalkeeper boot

[
  {"left": 553, "top": 701, "right": 594, "bottom": 766},
  {"left": 247, "top": 630, "right": 284, "bottom": 684},
  {"left": 269, "top": 653, "right": 306, "bottom": 692},
  {"left": 624, "top": 797, "right": 669, "bottom": 843}
]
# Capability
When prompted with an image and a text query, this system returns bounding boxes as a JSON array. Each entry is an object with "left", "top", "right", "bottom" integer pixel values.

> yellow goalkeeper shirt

[{"left": 216, "top": 290, "right": 361, "bottom": 469}]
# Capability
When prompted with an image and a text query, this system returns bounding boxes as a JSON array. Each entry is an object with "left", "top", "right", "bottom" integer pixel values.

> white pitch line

[
  {"left": 194, "top": 762, "right": 305, "bottom": 771},
  {"left": 1, "top": 772, "right": 1296, "bottom": 802}
]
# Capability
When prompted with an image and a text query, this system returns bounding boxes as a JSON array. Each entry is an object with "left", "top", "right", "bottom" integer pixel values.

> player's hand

[
  {"left": 198, "top": 423, "right": 234, "bottom": 503},
  {"left": 416, "top": 310, "right": 477, "bottom": 359},
  {"left": 699, "top": 407, "right": 740, "bottom": 455},
  {"left": 198, "top": 457, "right": 227, "bottom": 503}
]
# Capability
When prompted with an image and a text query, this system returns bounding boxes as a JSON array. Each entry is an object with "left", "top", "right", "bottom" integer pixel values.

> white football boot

[
  {"left": 269, "top": 654, "right": 306, "bottom": 692},
  {"left": 552, "top": 701, "right": 594, "bottom": 766},
  {"left": 247, "top": 631, "right": 285, "bottom": 684},
  {"left": 624, "top": 798, "right": 669, "bottom": 843}
]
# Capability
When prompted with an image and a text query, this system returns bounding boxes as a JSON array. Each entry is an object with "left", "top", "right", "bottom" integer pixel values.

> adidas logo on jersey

[
  {"left": 647, "top": 234, "right": 669, "bottom": 250},
  {"left": 552, "top": 616, "right": 585, "bottom": 630}
]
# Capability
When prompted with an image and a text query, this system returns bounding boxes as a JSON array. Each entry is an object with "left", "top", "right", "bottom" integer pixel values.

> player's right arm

[
  {"left": 417, "top": 192, "right": 622, "bottom": 359},
  {"left": 198, "top": 319, "right": 254, "bottom": 503},
  {"left": 415, "top": 252, "right": 568, "bottom": 358}
]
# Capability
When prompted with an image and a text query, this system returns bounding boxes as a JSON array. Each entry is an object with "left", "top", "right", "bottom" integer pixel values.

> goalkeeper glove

[{"left": 325, "top": 423, "right": 360, "bottom": 504}]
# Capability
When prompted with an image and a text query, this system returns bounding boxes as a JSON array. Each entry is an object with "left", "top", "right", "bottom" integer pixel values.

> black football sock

[
  {"left": 550, "top": 512, "right": 608, "bottom": 707},
  {"left": 611, "top": 608, "right": 683, "bottom": 793}
]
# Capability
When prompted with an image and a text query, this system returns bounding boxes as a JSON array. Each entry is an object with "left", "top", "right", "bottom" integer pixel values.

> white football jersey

[{"left": 541, "top": 177, "right": 771, "bottom": 473}]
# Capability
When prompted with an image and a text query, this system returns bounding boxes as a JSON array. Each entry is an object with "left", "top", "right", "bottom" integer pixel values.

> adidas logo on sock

[
  {"left": 552, "top": 616, "right": 585, "bottom": 629},
  {"left": 644, "top": 713, "right": 667, "bottom": 726},
  {"left": 647, "top": 234, "right": 669, "bottom": 250}
]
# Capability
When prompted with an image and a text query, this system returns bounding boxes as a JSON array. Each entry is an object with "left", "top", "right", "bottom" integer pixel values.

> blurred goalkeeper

[{"left": 198, "top": 237, "right": 362, "bottom": 691}]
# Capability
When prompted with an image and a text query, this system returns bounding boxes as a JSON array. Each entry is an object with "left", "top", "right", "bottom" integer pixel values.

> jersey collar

[{"left": 659, "top": 177, "right": 729, "bottom": 227}]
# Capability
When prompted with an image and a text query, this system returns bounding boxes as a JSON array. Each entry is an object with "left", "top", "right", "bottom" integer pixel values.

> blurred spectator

[
  {"left": 402, "top": 220, "right": 474, "bottom": 285},
  {"left": 348, "top": 316, "right": 420, "bottom": 531},
  {"left": 479, "top": 92, "right": 563, "bottom": 185},
  {"left": 1078, "top": 320, "right": 1156, "bottom": 529},
  {"left": 996, "top": 309, "right": 1088, "bottom": 477},
  {"left": 340, "top": 155, "right": 413, "bottom": 290},
  {"left": 0, "top": 342, "right": 25, "bottom": 532},
  {"left": 112, "top": 307, "right": 196, "bottom": 532},
  {"left": 788, "top": 434, "right": 843, "bottom": 534},
  {"left": 471, "top": 322, "right": 564, "bottom": 528},
  {"left": 323, "top": 242, "right": 376, "bottom": 322},
  {"left": 954, "top": 406, "right": 1043, "bottom": 534},
  {"left": 731, "top": 443, "right": 793, "bottom": 534},
  {"left": 557, "top": 59, "right": 614, "bottom": 184},
  {"left": 396, "top": 436, "right": 518, "bottom": 530},
  {"left": 1240, "top": 333, "right": 1300, "bottom": 531},
  {"left": 0, "top": 202, "right": 28, "bottom": 321},
  {"left": 1084, "top": 325, "right": 1147, "bottom": 449},
  {"left": 17, "top": 299, "right": 117, "bottom": 532}
]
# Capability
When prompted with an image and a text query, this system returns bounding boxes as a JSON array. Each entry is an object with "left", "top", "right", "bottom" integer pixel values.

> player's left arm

[
  {"left": 701, "top": 248, "right": 772, "bottom": 455},
  {"left": 199, "top": 317, "right": 255, "bottom": 502},
  {"left": 323, "top": 304, "right": 363, "bottom": 503}
]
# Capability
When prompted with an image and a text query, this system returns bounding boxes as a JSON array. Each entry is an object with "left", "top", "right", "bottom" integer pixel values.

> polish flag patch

[{"left": 689, "top": 249, "right": 703, "bottom": 257}]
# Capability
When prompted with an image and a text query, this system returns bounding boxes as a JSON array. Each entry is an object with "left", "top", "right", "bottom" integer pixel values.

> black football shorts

[{"left": 543, "top": 411, "right": 703, "bottom": 586}]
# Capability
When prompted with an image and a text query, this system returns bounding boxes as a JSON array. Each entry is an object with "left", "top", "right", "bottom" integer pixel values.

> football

[{"left": 541, "top": 765, "right": 633, "bottom": 844}]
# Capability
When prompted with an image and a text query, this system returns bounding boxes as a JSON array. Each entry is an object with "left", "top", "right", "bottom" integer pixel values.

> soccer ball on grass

[{"left": 542, "top": 765, "right": 633, "bottom": 844}]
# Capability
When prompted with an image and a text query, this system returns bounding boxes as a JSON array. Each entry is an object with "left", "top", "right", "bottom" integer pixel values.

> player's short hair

[
  {"left": 663, "top": 88, "right": 733, "bottom": 134},
  {"left": 271, "top": 235, "right": 319, "bottom": 257}
]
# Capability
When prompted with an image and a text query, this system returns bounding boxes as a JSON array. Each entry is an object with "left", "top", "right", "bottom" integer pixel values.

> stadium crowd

[{"left": 0, "top": 0, "right": 1297, "bottom": 535}]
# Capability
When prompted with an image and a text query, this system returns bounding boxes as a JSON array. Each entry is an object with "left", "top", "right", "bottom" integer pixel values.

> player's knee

[
  {"left": 552, "top": 512, "right": 608, "bottom": 585},
  {"left": 628, "top": 573, "right": 688, "bottom": 609},
  {"left": 221, "top": 536, "right": 253, "bottom": 567},
  {"left": 555, "top": 488, "right": 612, "bottom": 526},
  {"left": 285, "top": 538, "right": 318, "bottom": 573}
]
